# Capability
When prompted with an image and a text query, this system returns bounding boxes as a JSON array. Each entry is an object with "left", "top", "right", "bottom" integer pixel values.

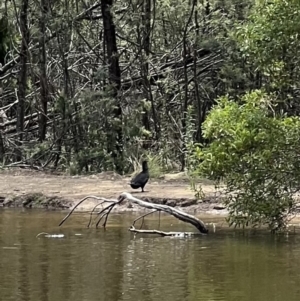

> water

[{"left": 1, "top": 209, "right": 300, "bottom": 301}]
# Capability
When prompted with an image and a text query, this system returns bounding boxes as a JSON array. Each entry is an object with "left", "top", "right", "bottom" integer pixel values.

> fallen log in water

[
  {"left": 58, "top": 192, "right": 209, "bottom": 234},
  {"left": 129, "top": 225, "right": 203, "bottom": 237},
  {"left": 121, "top": 192, "right": 208, "bottom": 234}
]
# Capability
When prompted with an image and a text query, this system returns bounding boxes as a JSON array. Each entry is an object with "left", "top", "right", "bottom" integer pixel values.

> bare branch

[
  {"left": 58, "top": 195, "right": 116, "bottom": 227},
  {"left": 129, "top": 226, "right": 203, "bottom": 237},
  {"left": 58, "top": 192, "right": 209, "bottom": 234},
  {"left": 132, "top": 209, "right": 158, "bottom": 229},
  {"left": 120, "top": 192, "right": 208, "bottom": 234}
]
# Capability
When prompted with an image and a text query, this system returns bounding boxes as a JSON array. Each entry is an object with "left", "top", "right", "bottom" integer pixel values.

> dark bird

[{"left": 130, "top": 160, "right": 149, "bottom": 192}]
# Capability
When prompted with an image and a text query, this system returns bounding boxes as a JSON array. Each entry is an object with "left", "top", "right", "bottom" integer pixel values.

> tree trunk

[
  {"left": 0, "top": 130, "right": 4, "bottom": 161},
  {"left": 16, "top": 0, "right": 29, "bottom": 160},
  {"left": 142, "top": 0, "right": 159, "bottom": 140},
  {"left": 181, "top": 0, "right": 197, "bottom": 171},
  {"left": 38, "top": 0, "right": 49, "bottom": 141},
  {"left": 101, "top": 0, "right": 123, "bottom": 172}
]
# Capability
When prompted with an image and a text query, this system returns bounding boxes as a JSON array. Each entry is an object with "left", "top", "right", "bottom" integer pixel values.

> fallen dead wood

[
  {"left": 129, "top": 225, "right": 203, "bottom": 237},
  {"left": 58, "top": 192, "right": 209, "bottom": 234},
  {"left": 121, "top": 193, "right": 208, "bottom": 233}
]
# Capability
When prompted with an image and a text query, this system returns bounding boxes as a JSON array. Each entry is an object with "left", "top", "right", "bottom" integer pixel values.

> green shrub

[{"left": 191, "top": 90, "right": 300, "bottom": 231}]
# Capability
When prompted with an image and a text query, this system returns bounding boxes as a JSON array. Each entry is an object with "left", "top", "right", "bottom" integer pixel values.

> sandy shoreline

[{"left": 0, "top": 169, "right": 227, "bottom": 216}]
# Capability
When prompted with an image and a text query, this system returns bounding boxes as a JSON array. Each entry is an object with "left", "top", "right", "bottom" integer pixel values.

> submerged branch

[
  {"left": 132, "top": 209, "right": 158, "bottom": 229},
  {"left": 129, "top": 226, "right": 203, "bottom": 237}
]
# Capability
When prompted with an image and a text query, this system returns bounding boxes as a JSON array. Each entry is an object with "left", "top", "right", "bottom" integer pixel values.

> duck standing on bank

[{"left": 129, "top": 160, "right": 149, "bottom": 192}]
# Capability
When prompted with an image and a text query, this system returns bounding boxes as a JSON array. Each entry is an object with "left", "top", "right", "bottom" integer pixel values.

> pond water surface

[{"left": 1, "top": 209, "right": 300, "bottom": 301}]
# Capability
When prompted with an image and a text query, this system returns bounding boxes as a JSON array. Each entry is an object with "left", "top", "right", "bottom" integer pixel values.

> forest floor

[{"left": 0, "top": 168, "right": 227, "bottom": 216}]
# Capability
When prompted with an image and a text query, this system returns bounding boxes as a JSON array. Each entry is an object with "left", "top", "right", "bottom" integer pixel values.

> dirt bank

[{"left": 0, "top": 168, "right": 227, "bottom": 215}]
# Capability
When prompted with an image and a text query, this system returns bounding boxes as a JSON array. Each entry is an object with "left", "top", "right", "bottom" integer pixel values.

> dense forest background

[
  {"left": 0, "top": 0, "right": 299, "bottom": 174},
  {"left": 0, "top": 0, "right": 253, "bottom": 173}
]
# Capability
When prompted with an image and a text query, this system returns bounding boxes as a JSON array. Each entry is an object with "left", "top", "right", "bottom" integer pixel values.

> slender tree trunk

[
  {"left": 203, "top": 0, "right": 211, "bottom": 34},
  {"left": 38, "top": 0, "right": 49, "bottom": 141},
  {"left": 0, "top": 132, "right": 4, "bottom": 161},
  {"left": 194, "top": 0, "right": 204, "bottom": 143},
  {"left": 0, "top": 114, "right": 5, "bottom": 161},
  {"left": 161, "top": 12, "right": 169, "bottom": 48},
  {"left": 101, "top": 0, "right": 123, "bottom": 172},
  {"left": 140, "top": 0, "right": 154, "bottom": 147},
  {"left": 0, "top": 110, "right": 7, "bottom": 161},
  {"left": 54, "top": 25, "right": 71, "bottom": 168},
  {"left": 181, "top": 0, "right": 196, "bottom": 171},
  {"left": 142, "top": 0, "right": 159, "bottom": 141},
  {"left": 16, "top": 0, "right": 29, "bottom": 160},
  {"left": 140, "top": 6, "right": 150, "bottom": 137}
]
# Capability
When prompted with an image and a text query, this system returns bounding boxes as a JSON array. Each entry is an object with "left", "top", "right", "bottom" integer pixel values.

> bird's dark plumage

[{"left": 130, "top": 161, "right": 149, "bottom": 192}]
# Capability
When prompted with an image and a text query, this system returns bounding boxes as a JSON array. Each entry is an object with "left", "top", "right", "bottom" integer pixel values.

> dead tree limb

[
  {"left": 58, "top": 192, "right": 209, "bottom": 234},
  {"left": 129, "top": 226, "right": 203, "bottom": 237},
  {"left": 120, "top": 192, "right": 208, "bottom": 234},
  {"left": 87, "top": 202, "right": 107, "bottom": 228},
  {"left": 58, "top": 195, "right": 116, "bottom": 227},
  {"left": 132, "top": 209, "right": 158, "bottom": 229},
  {"left": 95, "top": 204, "right": 115, "bottom": 228}
]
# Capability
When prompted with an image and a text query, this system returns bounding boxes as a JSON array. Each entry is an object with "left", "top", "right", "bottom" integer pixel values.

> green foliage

[
  {"left": 192, "top": 90, "right": 300, "bottom": 231},
  {"left": 189, "top": 179, "right": 205, "bottom": 200},
  {"left": 235, "top": 0, "right": 300, "bottom": 88}
]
